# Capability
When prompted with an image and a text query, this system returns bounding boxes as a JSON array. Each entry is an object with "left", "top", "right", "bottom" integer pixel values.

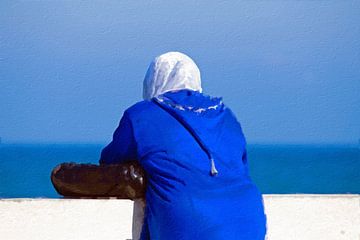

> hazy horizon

[{"left": 0, "top": 140, "right": 358, "bottom": 147}]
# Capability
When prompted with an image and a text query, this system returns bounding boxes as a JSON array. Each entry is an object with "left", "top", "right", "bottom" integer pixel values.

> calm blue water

[{"left": 0, "top": 144, "right": 359, "bottom": 198}]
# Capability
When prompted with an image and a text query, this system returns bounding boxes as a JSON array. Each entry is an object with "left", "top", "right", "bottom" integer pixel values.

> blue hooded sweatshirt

[{"left": 99, "top": 89, "right": 267, "bottom": 240}]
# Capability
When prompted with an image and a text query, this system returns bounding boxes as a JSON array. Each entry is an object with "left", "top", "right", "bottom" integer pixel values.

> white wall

[
  {"left": 263, "top": 195, "right": 360, "bottom": 240},
  {"left": 0, "top": 195, "right": 359, "bottom": 240}
]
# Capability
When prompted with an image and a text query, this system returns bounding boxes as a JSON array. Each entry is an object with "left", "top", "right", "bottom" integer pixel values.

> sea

[{"left": 0, "top": 143, "right": 359, "bottom": 198}]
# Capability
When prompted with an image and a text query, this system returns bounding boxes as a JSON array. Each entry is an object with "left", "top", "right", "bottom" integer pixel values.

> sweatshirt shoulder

[{"left": 124, "top": 99, "right": 156, "bottom": 118}]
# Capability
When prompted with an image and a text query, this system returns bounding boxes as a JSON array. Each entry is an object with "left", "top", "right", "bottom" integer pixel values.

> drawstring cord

[{"left": 210, "top": 158, "right": 218, "bottom": 176}]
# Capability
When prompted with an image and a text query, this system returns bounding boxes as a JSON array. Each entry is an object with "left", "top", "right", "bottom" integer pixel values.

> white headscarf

[{"left": 143, "top": 52, "right": 202, "bottom": 100}]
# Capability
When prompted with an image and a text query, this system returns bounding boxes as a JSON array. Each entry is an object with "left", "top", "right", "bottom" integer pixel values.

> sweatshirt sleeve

[{"left": 99, "top": 111, "right": 137, "bottom": 165}]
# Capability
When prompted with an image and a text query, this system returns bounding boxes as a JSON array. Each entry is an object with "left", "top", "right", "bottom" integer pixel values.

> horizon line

[{"left": 0, "top": 141, "right": 358, "bottom": 147}]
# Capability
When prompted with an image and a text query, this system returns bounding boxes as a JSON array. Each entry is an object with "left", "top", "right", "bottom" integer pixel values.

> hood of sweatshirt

[{"left": 152, "top": 89, "right": 227, "bottom": 177}]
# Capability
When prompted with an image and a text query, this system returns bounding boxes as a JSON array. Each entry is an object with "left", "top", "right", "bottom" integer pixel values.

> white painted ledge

[
  {"left": 0, "top": 195, "right": 359, "bottom": 240},
  {"left": 263, "top": 195, "right": 360, "bottom": 240}
]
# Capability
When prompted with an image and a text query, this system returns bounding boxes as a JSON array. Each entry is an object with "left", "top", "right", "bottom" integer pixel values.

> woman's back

[{"left": 123, "top": 89, "right": 267, "bottom": 239}]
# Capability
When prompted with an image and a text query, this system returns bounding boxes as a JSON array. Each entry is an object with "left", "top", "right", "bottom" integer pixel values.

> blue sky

[{"left": 0, "top": 1, "right": 359, "bottom": 144}]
